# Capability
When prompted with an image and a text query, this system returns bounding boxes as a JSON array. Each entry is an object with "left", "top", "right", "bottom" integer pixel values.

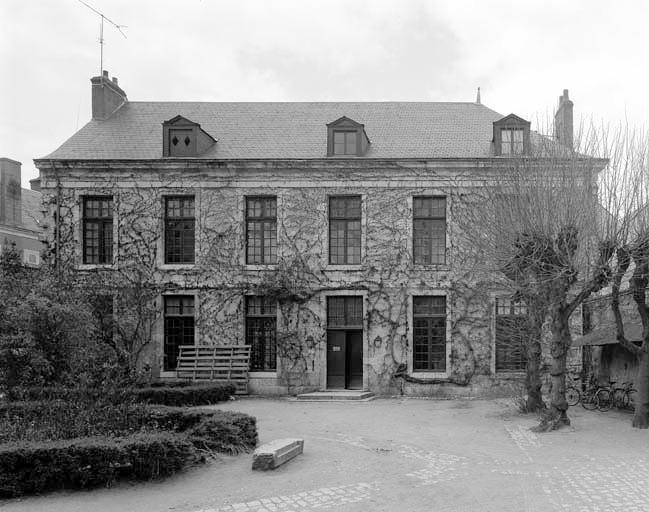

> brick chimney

[
  {"left": 554, "top": 89, "right": 573, "bottom": 149},
  {"left": 91, "top": 70, "right": 127, "bottom": 120},
  {"left": 0, "top": 158, "right": 22, "bottom": 226}
]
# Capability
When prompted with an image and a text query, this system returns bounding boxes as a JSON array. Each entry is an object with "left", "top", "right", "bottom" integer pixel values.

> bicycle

[
  {"left": 611, "top": 381, "right": 637, "bottom": 411},
  {"left": 566, "top": 376, "right": 582, "bottom": 407}
]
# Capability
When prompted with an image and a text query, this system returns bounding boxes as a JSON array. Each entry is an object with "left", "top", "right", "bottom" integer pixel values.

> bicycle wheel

[
  {"left": 612, "top": 388, "right": 626, "bottom": 409},
  {"left": 596, "top": 389, "right": 612, "bottom": 412},
  {"left": 624, "top": 390, "right": 637, "bottom": 411},
  {"left": 582, "top": 391, "right": 598, "bottom": 410},
  {"left": 566, "top": 386, "right": 580, "bottom": 406}
]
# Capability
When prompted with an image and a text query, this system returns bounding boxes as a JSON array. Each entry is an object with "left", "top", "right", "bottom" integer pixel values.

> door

[
  {"left": 327, "top": 331, "right": 346, "bottom": 389},
  {"left": 346, "top": 330, "right": 363, "bottom": 389},
  {"left": 327, "top": 330, "right": 363, "bottom": 389}
]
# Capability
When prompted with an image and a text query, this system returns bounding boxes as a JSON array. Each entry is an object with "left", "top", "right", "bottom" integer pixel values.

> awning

[{"left": 573, "top": 321, "right": 644, "bottom": 347}]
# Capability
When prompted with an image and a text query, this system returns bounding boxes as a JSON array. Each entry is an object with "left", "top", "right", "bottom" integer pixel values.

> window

[
  {"left": 165, "top": 196, "right": 195, "bottom": 264},
  {"left": 501, "top": 128, "right": 524, "bottom": 155},
  {"left": 246, "top": 197, "right": 277, "bottom": 264},
  {"left": 326, "top": 116, "right": 369, "bottom": 156},
  {"left": 329, "top": 196, "right": 361, "bottom": 265},
  {"left": 327, "top": 296, "right": 363, "bottom": 328},
  {"left": 413, "top": 296, "right": 446, "bottom": 372},
  {"left": 495, "top": 298, "right": 529, "bottom": 371},
  {"left": 83, "top": 196, "right": 113, "bottom": 264},
  {"left": 162, "top": 115, "right": 216, "bottom": 157},
  {"left": 246, "top": 297, "right": 277, "bottom": 371},
  {"left": 333, "top": 131, "right": 357, "bottom": 155},
  {"left": 493, "top": 114, "right": 530, "bottom": 156},
  {"left": 413, "top": 197, "right": 446, "bottom": 265},
  {"left": 164, "top": 296, "right": 194, "bottom": 371}
]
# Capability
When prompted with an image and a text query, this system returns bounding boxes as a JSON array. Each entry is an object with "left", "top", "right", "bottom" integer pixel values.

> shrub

[
  {"left": 0, "top": 432, "right": 196, "bottom": 498},
  {"left": 144, "top": 406, "right": 257, "bottom": 453},
  {"left": 190, "top": 411, "right": 258, "bottom": 454},
  {"left": 131, "top": 383, "right": 236, "bottom": 406},
  {"left": 0, "top": 400, "right": 149, "bottom": 443}
]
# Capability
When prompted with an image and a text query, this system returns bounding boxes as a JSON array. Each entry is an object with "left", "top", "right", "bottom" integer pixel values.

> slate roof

[
  {"left": 21, "top": 188, "right": 42, "bottom": 232},
  {"left": 42, "top": 101, "right": 513, "bottom": 160}
]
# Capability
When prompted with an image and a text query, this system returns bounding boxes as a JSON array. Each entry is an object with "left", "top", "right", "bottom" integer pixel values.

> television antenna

[{"left": 78, "top": 0, "right": 127, "bottom": 77}]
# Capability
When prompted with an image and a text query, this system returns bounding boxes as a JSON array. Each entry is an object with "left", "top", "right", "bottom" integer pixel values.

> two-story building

[
  {"left": 0, "top": 158, "right": 43, "bottom": 266},
  {"left": 34, "top": 72, "right": 578, "bottom": 396}
]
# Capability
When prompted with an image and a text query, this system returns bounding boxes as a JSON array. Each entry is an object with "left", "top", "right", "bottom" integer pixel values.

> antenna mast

[{"left": 78, "top": 0, "right": 127, "bottom": 77}]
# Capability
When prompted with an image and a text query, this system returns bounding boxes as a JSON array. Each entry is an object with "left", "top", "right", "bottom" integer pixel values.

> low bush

[
  {"left": 0, "top": 400, "right": 149, "bottom": 443},
  {"left": 0, "top": 432, "right": 196, "bottom": 498},
  {"left": 145, "top": 406, "right": 258, "bottom": 453},
  {"left": 131, "top": 383, "right": 236, "bottom": 406}
]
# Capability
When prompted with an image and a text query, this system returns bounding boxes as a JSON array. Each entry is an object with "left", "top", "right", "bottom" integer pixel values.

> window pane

[
  {"left": 164, "top": 296, "right": 195, "bottom": 371},
  {"left": 327, "top": 296, "right": 363, "bottom": 327},
  {"left": 413, "top": 297, "right": 446, "bottom": 371},
  {"left": 345, "top": 132, "right": 357, "bottom": 154},
  {"left": 502, "top": 129, "right": 511, "bottom": 142}
]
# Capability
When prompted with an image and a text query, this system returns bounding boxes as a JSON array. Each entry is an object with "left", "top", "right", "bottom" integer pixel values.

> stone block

[{"left": 252, "top": 438, "right": 304, "bottom": 470}]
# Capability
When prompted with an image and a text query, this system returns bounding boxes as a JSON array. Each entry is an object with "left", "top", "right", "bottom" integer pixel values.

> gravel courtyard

[{"left": 3, "top": 398, "right": 648, "bottom": 512}]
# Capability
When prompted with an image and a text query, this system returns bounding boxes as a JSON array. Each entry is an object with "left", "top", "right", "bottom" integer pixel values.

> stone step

[
  {"left": 295, "top": 391, "right": 375, "bottom": 401},
  {"left": 252, "top": 438, "right": 304, "bottom": 470}
]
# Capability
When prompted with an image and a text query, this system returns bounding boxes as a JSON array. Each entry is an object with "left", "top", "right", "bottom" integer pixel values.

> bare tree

[
  {"left": 457, "top": 120, "right": 634, "bottom": 430},
  {"left": 604, "top": 126, "right": 649, "bottom": 428}
]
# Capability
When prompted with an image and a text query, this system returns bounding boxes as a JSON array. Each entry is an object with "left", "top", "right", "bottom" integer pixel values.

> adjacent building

[
  {"left": 34, "top": 72, "right": 582, "bottom": 395},
  {"left": 0, "top": 158, "right": 43, "bottom": 266}
]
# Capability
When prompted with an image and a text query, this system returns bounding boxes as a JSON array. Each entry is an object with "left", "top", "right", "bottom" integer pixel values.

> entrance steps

[{"left": 295, "top": 390, "right": 375, "bottom": 402}]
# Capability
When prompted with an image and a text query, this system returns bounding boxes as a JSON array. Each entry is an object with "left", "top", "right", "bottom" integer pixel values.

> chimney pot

[
  {"left": 554, "top": 88, "right": 574, "bottom": 150},
  {"left": 91, "top": 73, "right": 127, "bottom": 120}
]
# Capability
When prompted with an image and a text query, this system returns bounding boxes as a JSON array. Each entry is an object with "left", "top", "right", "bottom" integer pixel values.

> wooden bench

[
  {"left": 252, "top": 439, "right": 304, "bottom": 470},
  {"left": 176, "top": 345, "right": 251, "bottom": 394}
]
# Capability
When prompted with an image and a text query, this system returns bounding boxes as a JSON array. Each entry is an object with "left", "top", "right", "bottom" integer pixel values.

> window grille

[
  {"left": 164, "top": 296, "right": 194, "bottom": 371},
  {"left": 329, "top": 196, "right": 361, "bottom": 265},
  {"left": 165, "top": 196, "right": 195, "bottom": 264},
  {"left": 246, "top": 296, "right": 277, "bottom": 371},
  {"left": 413, "top": 296, "right": 446, "bottom": 371},
  {"left": 413, "top": 197, "right": 446, "bottom": 265},
  {"left": 83, "top": 196, "right": 113, "bottom": 264},
  {"left": 246, "top": 197, "right": 277, "bottom": 264}
]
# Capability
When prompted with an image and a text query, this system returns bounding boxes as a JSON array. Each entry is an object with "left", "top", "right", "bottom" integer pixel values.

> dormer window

[
  {"left": 333, "top": 131, "right": 358, "bottom": 155},
  {"left": 501, "top": 128, "right": 524, "bottom": 155},
  {"left": 327, "top": 116, "right": 369, "bottom": 157},
  {"left": 493, "top": 114, "right": 531, "bottom": 157},
  {"left": 163, "top": 115, "right": 216, "bottom": 157}
]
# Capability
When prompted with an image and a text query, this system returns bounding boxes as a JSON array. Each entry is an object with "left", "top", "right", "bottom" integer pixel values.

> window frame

[
  {"left": 245, "top": 196, "right": 278, "bottom": 265},
  {"left": 494, "top": 297, "right": 529, "bottom": 373},
  {"left": 493, "top": 115, "right": 531, "bottom": 157},
  {"left": 163, "top": 295, "right": 195, "bottom": 372},
  {"left": 164, "top": 195, "right": 195, "bottom": 265},
  {"left": 412, "top": 196, "right": 446, "bottom": 265},
  {"left": 82, "top": 195, "right": 113, "bottom": 265},
  {"left": 328, "top": 195, "right": 362, "bottom": 266},
  {"left": 412, "top": 295, "right": 447, "bottom": 373},
  {"left": 245, "top": 296, "right": 278, "bottom": 372},
  {"left": 332, "top": 130, "right": 358, "bottom": 156}
]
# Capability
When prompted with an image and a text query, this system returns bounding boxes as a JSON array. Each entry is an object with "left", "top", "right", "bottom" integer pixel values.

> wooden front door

[{"left": 327, "top": 330, "right": 363, "bottom": 389}]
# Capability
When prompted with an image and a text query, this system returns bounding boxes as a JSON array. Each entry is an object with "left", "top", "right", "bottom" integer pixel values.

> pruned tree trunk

[
  {"left": 632, "top": 350, "right": 649, "bottom": 429},
  {"left": 534, "top": 307, "right": 571, "bottom": 431},
  {"left": 525, "top": 314, "right": 545, "bottom": 412}
]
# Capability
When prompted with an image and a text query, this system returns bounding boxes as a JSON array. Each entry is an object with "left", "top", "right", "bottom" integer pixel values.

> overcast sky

[{"left": 1, "top": 0, "right": 648, "bottom": 187}]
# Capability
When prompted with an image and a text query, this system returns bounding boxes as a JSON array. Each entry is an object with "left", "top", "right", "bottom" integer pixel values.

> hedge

[
  {"left": 6, "top": 383, "right": 236, "bottom": 407},
  {"left": 145, "top": 406, "right": 258, "bottom": 453},
  {"left": 2, "top": 402, "right": 257, "bottom": 453},
  {"left": 131, "top": 383, "right": 236, "bottom": 406},
  {"left": 0, "top": 432, "right": 196, "bottom": 498}
]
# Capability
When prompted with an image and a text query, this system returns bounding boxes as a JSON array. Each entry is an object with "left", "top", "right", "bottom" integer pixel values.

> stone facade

[{"left": 34, "top": 73, "right": 584, "bottom": 396}]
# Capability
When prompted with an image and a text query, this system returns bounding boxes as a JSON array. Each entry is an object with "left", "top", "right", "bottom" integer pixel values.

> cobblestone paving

[{"left": 202, "top": 483, "right": 378, "bottom": 512}]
